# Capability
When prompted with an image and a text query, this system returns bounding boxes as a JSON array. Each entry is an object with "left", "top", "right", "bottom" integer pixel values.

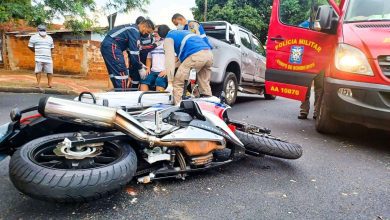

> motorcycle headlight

[
  {"left": 0, "top": 123, "right": 10, "bottom": 140},
  {"left": 335, "top": 44, "right": 373, "bottom": 76}
]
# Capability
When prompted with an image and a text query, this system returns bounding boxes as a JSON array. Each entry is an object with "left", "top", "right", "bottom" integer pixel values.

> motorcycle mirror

[{"left": 10, "top": 108, "right": 21, "bottom": 122}]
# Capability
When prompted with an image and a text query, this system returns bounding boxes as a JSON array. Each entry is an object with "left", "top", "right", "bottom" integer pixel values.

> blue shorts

[{"left": 141, "top": 71, "right": 168, "bottom": 88}]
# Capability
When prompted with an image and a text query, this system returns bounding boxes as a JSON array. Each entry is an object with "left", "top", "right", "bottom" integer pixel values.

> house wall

[{"left": 2, "top": 33, "right": 125, "bottom": 80}]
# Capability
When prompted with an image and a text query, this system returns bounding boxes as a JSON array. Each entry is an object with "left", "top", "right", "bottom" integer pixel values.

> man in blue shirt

[
  {"left": 158, "top": 25, "right": 213, "bottom": 104},
  {"left": 101, "top": 19, "right": 154, "bottom": 90}
]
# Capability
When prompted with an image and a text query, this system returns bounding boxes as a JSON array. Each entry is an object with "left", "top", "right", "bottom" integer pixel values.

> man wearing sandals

[{"left": 28, "top": 24, "right": 54, "bottom": 88}]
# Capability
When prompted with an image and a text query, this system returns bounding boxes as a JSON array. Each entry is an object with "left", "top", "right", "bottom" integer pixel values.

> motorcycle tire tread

[
  {"left": 9, "top": 133, "right": 137, "bottom": 203},
  {"left": 235, "top": 130, "right": 303, "bottom": 159}
]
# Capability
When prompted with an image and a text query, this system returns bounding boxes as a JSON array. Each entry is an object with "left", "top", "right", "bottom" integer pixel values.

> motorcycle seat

[{"left": 179, "top": 100, "right": 206, "bottom": 121}]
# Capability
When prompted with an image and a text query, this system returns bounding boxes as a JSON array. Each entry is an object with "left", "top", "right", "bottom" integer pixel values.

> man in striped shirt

[{"left": 28, "top": 25, "right": 54, "bottom": 88}]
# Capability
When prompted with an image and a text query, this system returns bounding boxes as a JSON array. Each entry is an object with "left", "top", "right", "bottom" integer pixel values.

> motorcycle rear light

[
  {"left": 20, "top": 114, "right": 42, "bottom": 124},
  {"left": 228, "top": 124, "right": 237, "bottom": 133}
]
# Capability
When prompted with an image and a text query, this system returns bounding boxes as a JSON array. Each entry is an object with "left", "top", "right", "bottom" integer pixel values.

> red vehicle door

[{"left": 266, "top": 0, "right": 340, "bottom": 101}]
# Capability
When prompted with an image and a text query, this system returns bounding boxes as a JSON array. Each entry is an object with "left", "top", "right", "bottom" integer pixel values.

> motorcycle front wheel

[
  {"left": 235, "top": 130, "right": 303, "bottom": 159},
  {"left": 9, "top": 133, "right": 137, "bottom": 203}
]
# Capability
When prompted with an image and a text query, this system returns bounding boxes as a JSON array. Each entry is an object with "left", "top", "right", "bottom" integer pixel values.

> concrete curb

[{"left": 0, "top": 86, "right": 80, "bottom": 96}]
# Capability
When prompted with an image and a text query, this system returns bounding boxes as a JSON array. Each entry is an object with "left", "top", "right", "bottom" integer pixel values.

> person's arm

[
  {"left": 28, "top": 36, "right": 35, "bottom": 52},
  {"left": 146, "top": 53, "right": 152, "bottom": 75},
  {"left": 128, "top": 30, "right": 142, "bottom": 71},
  {"left": 164, "top": 38, "right": 176, "bottom": 86},
  {"left": 50, "top": 36, "right": 54, "bottom": 51},
  {"left": 188, "top": 21, "right": 201, "bottom": 35}
]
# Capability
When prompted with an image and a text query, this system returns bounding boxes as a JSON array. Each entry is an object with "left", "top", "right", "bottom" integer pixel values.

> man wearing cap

[{"left": 28, "top": 24, "right": 55, "bottom": 88}]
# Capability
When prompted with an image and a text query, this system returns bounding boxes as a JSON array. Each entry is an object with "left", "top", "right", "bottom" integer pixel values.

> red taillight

[
  {"left": 20, "top": 114, "right": 42, "bottom": 124},
  {"left": 228, "top": 124, "right": 236, "bottom": 133}
]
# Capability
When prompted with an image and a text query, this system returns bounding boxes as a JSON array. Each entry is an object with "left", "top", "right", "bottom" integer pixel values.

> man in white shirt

[{"left": 28, "top": 24, "right": 54, "bottom": 88}]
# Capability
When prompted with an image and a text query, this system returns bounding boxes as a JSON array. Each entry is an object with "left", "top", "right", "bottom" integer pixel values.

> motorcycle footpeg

[{"left": 244, "top": 149, "right": 265, "bottom": 157}]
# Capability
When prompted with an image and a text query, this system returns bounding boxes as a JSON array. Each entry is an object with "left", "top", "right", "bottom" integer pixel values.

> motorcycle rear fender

[{"left": 0, "top": 116, "right": 110, "bottom": 156}]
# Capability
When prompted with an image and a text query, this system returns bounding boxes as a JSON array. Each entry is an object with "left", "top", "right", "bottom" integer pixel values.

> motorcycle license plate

[
  {"left": 0, "top": 123, "right": 11, "bottom": 162},
  {"left": 0, "top": 123, "right": 10, "bottom": 140},
  {"left": 0, "top": 154, "right": 7, "bottom": 162}
]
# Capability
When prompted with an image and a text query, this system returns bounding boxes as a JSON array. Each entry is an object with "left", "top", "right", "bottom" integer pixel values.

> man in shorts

[
  {"left": 140, "top": 26, "right": 167, "bottom": 92},
  {"left": 28, "top": 24, "right": 54, "bottom": 88}
]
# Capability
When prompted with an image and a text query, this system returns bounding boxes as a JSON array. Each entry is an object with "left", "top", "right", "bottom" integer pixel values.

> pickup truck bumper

[
  {"left": 325, "top": 77, "right": 390, "bottom": 131},
  {"left": 210, "top": 67, "right": 224, "bottom": 84}
]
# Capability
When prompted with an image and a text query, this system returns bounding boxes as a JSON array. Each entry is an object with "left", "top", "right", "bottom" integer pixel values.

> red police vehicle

[{"left": 266, "top": 0, "right": 390, "bottom": 133}]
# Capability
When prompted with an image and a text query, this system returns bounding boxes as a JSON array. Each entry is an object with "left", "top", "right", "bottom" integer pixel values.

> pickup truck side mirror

[{"left": 313, "top": 5, "right": 338, "bottom": 34}]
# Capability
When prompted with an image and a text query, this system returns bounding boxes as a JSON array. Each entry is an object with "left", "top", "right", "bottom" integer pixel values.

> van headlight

[{"left": 335, "top": 44, "right": 373, "bottom": 76}]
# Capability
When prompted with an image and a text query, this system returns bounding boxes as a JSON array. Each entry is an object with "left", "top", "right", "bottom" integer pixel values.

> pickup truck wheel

[
  {"left": 264, "top": 93, "right": 277, "bottom": 100},
  {"left": 315, "top": 95, "right": 339, "bottom": 134},
  {"left": 212, "top": 72, "right": 238, "bottom": 106},
  {"left": 223, "top": 72, "right": 238, "bottom": 105}
]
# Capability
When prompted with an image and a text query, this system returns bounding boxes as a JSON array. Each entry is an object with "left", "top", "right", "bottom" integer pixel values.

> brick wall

[{"left": 2, "top": 34, "right": 128, "bottom": 80}]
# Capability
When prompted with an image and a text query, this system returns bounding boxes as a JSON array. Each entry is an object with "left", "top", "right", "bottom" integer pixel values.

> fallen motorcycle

[{"left": 0, "top": 89, "right": 302, "bottom": 203}]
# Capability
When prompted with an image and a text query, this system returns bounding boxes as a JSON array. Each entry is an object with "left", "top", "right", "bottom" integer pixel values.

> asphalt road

[{"left": 0, "top": 92, "right": 389, "bottom": 220}]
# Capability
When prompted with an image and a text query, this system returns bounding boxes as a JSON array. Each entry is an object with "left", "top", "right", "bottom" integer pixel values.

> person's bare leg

[
  {"left": 140, "top": 84, "right": 149, "bottom": 91},
  {"left": 47, "top": 74, "right": 53, "bottom": 88},
  {"left": 36, "top": 73, "right": 42, "bottom": 88},
  {"left": 156, "top": 86, "right": 165, "bottom": 92}
]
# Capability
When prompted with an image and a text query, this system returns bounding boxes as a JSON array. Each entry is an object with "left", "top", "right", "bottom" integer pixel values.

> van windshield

[{"left": 345, "top": 0, "right": 390, "bottom": 22}]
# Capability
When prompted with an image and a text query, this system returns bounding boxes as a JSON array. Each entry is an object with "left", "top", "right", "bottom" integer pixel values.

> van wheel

[{"left": 315, "top": 95, "right": 339, "bottom": 134}]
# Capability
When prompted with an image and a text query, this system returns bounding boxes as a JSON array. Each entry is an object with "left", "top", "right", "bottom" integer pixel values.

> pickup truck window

[
  {"left": 252, "top": 36, "right": 266, "bottom": 56},
  {"left": 279, "top": 0, "right": 326, "bottom": 29},
  {"left": 203, "top": 23, "right": 235, "bottom": 44},
  {"left": 239, "top": 30, "right": 252, "bottom": 49}
]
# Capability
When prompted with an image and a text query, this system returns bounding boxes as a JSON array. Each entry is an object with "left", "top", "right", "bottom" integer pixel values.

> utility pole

[{"left": 204, "top": 0, "right": 208, "bottom": 22}]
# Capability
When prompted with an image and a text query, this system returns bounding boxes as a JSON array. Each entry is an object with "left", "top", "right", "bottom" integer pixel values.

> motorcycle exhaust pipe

[
  {"left": 38, "top": 97, "right": 225, "bottom": 156},
  {"left": 38, "top": 97, "right": 157, "bottom": 143}
]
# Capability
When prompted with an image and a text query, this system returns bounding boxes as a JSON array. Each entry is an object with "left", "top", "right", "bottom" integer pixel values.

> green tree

[
  {"left": 0, "top": 0, "right": 149, "bottom": 32},
  {"left": 194, "top": 0, "right": 341, "bottom": 44},
  {"left": 193, "top": 0, "right": 272, "bottom": 43}
]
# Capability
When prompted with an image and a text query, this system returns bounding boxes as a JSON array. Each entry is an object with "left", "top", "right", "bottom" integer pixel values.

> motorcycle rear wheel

[
  {"left": 9, "top": 133, "right": 137, "bottom": 203},
  {"left": 235, "top": 130, "right": 303, "bottom": 159}
]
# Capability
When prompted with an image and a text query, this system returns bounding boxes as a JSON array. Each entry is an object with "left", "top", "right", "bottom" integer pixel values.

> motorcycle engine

[{"left": 190, "top": 154, "right": 213, "bottom": 167}]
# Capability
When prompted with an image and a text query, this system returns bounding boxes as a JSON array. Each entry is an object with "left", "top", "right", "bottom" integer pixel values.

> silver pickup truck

[{"left": 202, "top": 21, "right": 275, "bottom": 105}]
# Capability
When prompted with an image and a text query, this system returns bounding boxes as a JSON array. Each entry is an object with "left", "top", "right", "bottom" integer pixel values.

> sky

[{"left": 94, "top": 0, "right": 196, "bottom": 28}]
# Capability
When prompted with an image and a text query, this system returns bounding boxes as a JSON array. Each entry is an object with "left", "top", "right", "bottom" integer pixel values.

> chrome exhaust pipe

[
  {"left": 38, "top": 97, "right": 156, "bottom": 143},
  {"left": 38, "top": 97, "right": 225, "bottom": 156}
]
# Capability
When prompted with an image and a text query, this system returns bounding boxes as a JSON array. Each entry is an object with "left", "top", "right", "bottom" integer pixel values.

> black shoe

[
  {"left": 298, "top": 114, "right": 308, "bottom": 120},
  {"left": 313, "top": 115, "right": 317, "bottom": 120}
]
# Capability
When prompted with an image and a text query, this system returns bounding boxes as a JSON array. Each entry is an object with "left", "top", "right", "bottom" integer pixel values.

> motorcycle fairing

[{"left": 201, "top": 111, "right": 243, "bottom": 147}]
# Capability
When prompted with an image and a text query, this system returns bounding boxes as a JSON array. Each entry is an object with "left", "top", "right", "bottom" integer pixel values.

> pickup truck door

[
  {"left": 265, "top": 0, "right": 339, "bottom": 101},
  {"left": 239, "top": 30, "right": 256, "bottom": 82},
  {"left": 251, "top": 35, "right": 266, "bottom": 83}
]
